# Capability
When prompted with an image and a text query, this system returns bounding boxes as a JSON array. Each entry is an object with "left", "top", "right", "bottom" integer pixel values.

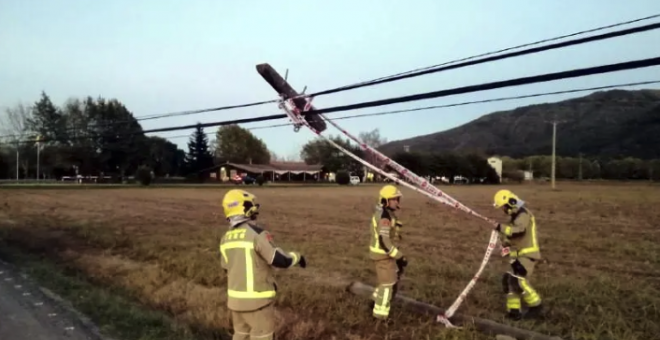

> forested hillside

[{"left": 379, "top": 89, "right": 660, "bottom": 159}]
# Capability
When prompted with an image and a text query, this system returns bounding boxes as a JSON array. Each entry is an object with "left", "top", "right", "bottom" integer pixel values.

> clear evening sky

[{"left": 1, "top": 1, "right": 659, "bottom": 160}]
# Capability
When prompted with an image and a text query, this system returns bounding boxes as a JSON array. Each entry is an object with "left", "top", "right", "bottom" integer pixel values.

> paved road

[{"left": 0, "top": 261, "right": 103, "bottom": 340}]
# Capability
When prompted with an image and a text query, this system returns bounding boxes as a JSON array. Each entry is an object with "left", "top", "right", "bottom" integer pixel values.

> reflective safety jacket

[
  {"left": 220, "top": 221, "right": 300, "bottom": 312},
  {"left": 498, "top": 207, "right": 541, "bottom": 260},
  {"left": 369, "top": 205, "right": 404, "bottom": 261}
]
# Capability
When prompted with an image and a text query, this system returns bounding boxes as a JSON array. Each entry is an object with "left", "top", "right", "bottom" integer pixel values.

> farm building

[{"left": 212, "top": 162, "right": 325, "bottom": 182}]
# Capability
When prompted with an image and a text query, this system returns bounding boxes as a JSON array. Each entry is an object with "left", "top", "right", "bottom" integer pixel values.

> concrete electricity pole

[
  {"left": 545, "top": 117, "right": 566, "bottom": 190},
  {"left": 36, "top": 135, "right": 42, "bottom": 181}
]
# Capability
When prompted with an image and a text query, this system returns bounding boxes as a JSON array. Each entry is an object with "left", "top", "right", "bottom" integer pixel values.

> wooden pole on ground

[{"left": 347, "top": 281, "right": 563, "bottom": 340}]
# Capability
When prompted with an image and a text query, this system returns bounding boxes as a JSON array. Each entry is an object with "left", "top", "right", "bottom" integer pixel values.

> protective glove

[
  {"left": 298, "top": 255, "right": 307, "bottom": 268},
  {"left": 396, "top": 256, "right": 408, "bottom": 268},
  {"left": 494, "top": 223, "right": 502, "bottom": 232}
]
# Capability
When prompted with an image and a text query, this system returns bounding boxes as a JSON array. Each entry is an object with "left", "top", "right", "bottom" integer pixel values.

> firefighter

[
  {"left": 368, "top": 184, "right": 408, "bottom": 320},
  {"left": 220, "top": 189, "right": 307, "bottom": 340},
  {"left": 493, "top": 189, "right": 543, "bottom": 320}
]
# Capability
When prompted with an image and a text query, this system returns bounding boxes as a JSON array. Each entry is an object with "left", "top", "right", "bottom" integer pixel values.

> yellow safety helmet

[
  {"left": 222, "top": 189, "right": 260, "bottom": 219},
  {"left": 493, "top": 189, "right": 520, "bottom": 210},
  {"left": 379, "top": 184, "right": 402, "bottom": 206}
]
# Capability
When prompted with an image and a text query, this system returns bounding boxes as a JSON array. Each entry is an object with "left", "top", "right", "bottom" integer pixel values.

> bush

[
  {"left": 502, "top": 169, "right": 524, "bottom": 183},
  {"left": 135, "top": 166, "right": 153, "bottom": 186},
  {"left": 336, "top": 170, "right": 350, "bottom": 185},
  {"left": 256, "top": 174, "right": 266, "bottom": 186}
]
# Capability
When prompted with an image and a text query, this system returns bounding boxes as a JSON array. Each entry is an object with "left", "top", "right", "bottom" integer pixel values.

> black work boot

[
  {"left": 506, "top": 309, "right": 523, "bottom": 321},
  {"left": 524, "top": 304, "right": 543, "bottom": 319}
]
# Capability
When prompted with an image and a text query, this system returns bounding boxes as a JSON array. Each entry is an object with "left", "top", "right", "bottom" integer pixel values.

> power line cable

[
  {"left": 156, "top": 80, "right": 660, "bottom": 140},
  {"left": 132, "top": 15, "right": 660, "bottom": 122},
  {"left": 304, "top": 56, "right": 660, "bottom": 115},
  {"left": 3, "top": 14, "right": 656, "bottom": 141},
  {"left": 304, "top": 20, "right": 660, "bottom": 98},
  {"left": 3, "top": 56, "right": 660, "bottom": 145},
  {"left": 324, "top": 14, "right": 660, "bottom": 89}
]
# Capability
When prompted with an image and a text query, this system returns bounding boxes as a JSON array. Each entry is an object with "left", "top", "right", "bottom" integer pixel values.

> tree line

[
  {"left": 0, "top": 92, "right": 274, "bottom": 181},
  {"left": 2, "top": 92, "right": 657, "bottom": 183},
  {"left": 501, "top": 155, "right": 660, "bottom": 181},
  {"left": 299, "top": 133, "right": 501, "bottom": 184}
]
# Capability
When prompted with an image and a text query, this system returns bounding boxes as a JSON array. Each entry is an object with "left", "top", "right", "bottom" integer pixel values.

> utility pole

[
  {"left": 545, "top": 117, "right": 566, "bottom": 190},
  {"left": 15, "top": 145, "right": 19, "bottom": 181},
  {"left": 36, "top": 135, "right": 42, "bottom": 181}
]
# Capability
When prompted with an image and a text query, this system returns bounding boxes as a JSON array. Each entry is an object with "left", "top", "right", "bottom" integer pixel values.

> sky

[{"left": 1, "top": 1, "right": 660, "bottom": 160}]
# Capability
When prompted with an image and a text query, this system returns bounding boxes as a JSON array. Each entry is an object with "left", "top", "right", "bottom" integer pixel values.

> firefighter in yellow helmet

[
  {"left": 493, "top": 189, "right": 542, "bottom": 320},
  {"left": 368, "top": 184, "right": 407, "bottom": 320},
  {"left": 220, "top": 189, "right": 306, "bottom": 340}
]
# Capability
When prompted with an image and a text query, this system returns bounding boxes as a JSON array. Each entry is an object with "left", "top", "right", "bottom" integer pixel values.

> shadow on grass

[{"left": 0, "top": 242, "right": 232, "bottom": 340}]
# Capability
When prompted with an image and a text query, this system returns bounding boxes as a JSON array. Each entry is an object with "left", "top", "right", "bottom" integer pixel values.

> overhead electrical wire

[
  {"left": 319, "top": 14, "right": 660, "bottom": 91},
  {"left": 2, "top": 11, "right": 651, "bottom": 141},
  {"left": 135, "top": 14, "right": 660, "bottom": 123},
  {"left": 3, "top": 53, "right": 658, "bottom": 146},
  {"left": 302, "top": 20, "right": 660, "bottom": 98},
  {"left": 1, "top": 13, "right": 657, "bottom": 144},
  {"left": 127, "top": 15, "right": 660, "bottom": 124},
  {"left": 294, "top": 56, "right": 660, "bottom": 115},
  {"left": 131, "top": 14, "right": 660, "bottom": 123},
  {"left": 156, "top": 79, "right": 660, "bottom": 140},
  {"left": 3, "top": 55, "right": 660, "bottom": 146}
]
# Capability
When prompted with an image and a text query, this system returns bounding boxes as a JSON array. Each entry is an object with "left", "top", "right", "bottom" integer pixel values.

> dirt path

[{"left": 0, "top": 260, "right": 110, "bottom": 340}]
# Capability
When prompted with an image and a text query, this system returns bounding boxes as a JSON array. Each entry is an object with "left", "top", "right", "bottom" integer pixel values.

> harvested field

[{"left": 1, "top": 183, "right": 659, "bottom": 340}]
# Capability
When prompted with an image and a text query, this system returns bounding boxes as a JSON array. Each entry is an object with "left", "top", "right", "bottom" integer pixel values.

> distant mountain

[{"left": 378, "top": 89, "right": 660, "bottom": 159}]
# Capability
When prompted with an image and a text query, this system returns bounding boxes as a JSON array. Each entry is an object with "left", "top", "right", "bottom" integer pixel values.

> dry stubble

[{"left": 1, "top": 183, "right": 659, "bottom": 340}]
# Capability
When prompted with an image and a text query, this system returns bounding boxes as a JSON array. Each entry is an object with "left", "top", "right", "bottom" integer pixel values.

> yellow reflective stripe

[
  {"left": 371, "top": 216, "right": 379, "bottom": 249},
  {"left": 371, "top": 216, "right": 398, "bottom": 256},
  {"left": 504, "top": 225, "right": 512, "bottom": 236},
  {"left": 288, "top": 252, "right": 298, "bottom": 265},
  {"left": 506, "top": 293, "right": 521, "bottom": 310},
  {"left": 220, "top": 241, "right": 254, "bottom": 250},
  {"left": 220, "top": 241, "right": 253, "bottom": 264},
  {"left": 517, "top": 215, "right": 539, "bottom": 256},
  {"left": 519, "top": 279, "right": 541, "bottom": 306},
  {"left": 245, "top": 247, "right": 254, "bottom": 292},
  {"left": 220, "top": 241, "right": 276, "bottom": 299},
  {"left": 373, "top": 286, "right": 391, "bottom": 316},
  {"left": 219, "top": 244, "right": 228, "bottom": 263},
  {"left": 227, "top": 290, "right": 276, "bottom": 298}
]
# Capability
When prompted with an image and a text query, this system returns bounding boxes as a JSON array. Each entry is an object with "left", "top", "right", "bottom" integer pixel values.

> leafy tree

[
  {"left": 185, "top": 123, "right": 215, "bottom": 178},
  {"left": 0, "top": 103, "right": 34, "bottom": 178},
  {"left": 58, "top": 98, "right": 97, "bottom": 176},
  {"left": 0, "top": 147, "right": 7, "bottom": 178},
  {"left": 301, "top": 135, "right": 364, "bottom": 173},
  {"left": 358, "top": 128, "right": 387, "bottom": 148},
  {"left": 214, "top": 124, "right": 270, "bottom": 164},
  {"left": 27, "top": 91, "right": 66, "bottom": 144},
  {"left": 88, "top": 97, "right": 147, "bottom": 177},
  {"left": 391, "top": 151, "right": 429, "bottom": 176},
  {"left": 336, "top": 170, "right": 350, "bottom": 185},
  {"left": 135, "top": 165, "right": 153, "bottom": 186},
  {"left": 146, "top": 136, "right": 185, "bottom": 177},
  {"left": 256, "top": 174, "right": 266, "bottom": 186}
]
